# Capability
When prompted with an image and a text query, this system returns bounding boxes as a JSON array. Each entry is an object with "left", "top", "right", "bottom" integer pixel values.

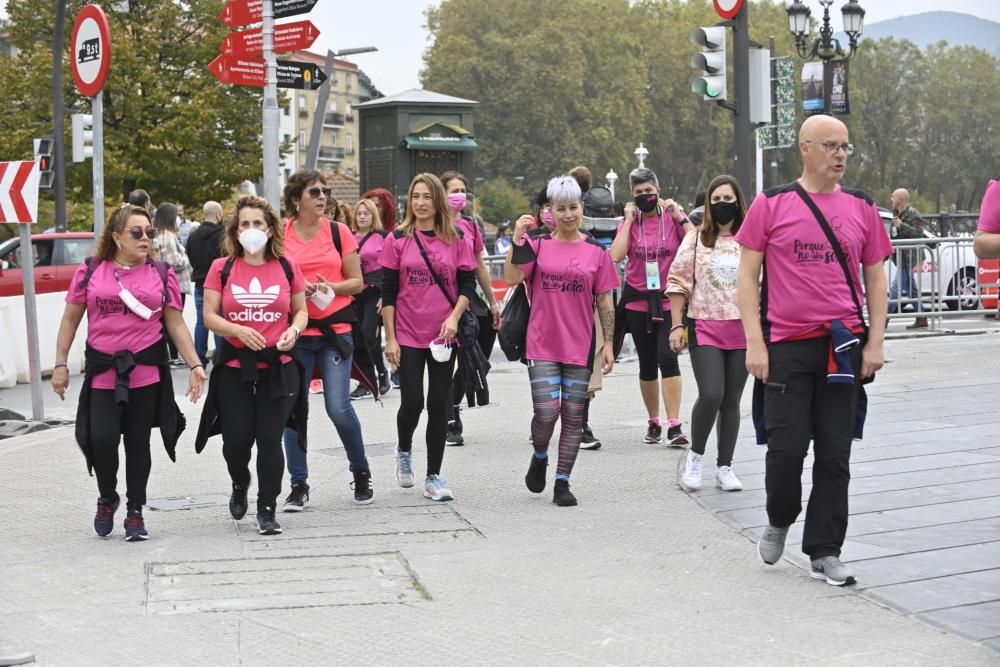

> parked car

[
  {"left": 0, "top": 232, "right": 95, "bottom": 297},
  {"left": 882, "top": 209, "right": 980, "bottom": 311}
]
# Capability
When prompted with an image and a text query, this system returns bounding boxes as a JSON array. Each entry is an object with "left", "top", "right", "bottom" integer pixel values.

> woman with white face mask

[{"left": 197, "top": 196, "right": 309, "bottom": 535}]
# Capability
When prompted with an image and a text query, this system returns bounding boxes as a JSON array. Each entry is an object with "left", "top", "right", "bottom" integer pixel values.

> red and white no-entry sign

[
  {"left": 71, "top": 4, "right": 112, "bottom": 97},
  {"left": 0, "top": 161, "right": 40, "bottom": 224},
  {"left": 714, "top": 0, "right": 746, "bottom": 19}
]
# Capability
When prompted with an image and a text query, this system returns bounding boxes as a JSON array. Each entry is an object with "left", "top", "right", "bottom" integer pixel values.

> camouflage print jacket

[{"left": 891, "top": 205, "right": 924, "bottom": 268}]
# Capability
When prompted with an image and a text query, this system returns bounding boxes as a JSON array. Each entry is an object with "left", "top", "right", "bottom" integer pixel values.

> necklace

[{"left": 115, "top": 258, "right": 143, "bottom": 269}]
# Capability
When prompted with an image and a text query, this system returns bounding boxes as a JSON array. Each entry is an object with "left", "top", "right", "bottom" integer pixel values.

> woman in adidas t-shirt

[
  {"left": 505, "top": 176, "right": 620, "bottom": 507},
  {"left": 201, "top": 196, "right": 308, "bottom": 535},
  {"left": 380, "top": 173, "right": 478, "bottom": 502}
]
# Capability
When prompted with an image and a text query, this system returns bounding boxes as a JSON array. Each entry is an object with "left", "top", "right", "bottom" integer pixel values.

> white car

[{"left": 882, "top": 209, "right": 980, "bottom": 311}]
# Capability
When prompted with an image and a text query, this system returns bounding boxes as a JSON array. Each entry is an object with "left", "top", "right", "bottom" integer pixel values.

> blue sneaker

[
  {"left": 423, "top": 474, "right": 454, "bottom": 501},
  {"left": 94, "top": 496, "right": 119, "bottom": 537},
  {"left": 124, "top": 509, "right": 149, "bottom": 541}
]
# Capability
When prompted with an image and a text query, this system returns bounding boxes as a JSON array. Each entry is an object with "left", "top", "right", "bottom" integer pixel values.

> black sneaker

[
  {"left": 552, "top": 479, "right": 578, "bottom": 507},
  {"left": 579, "top": 426, "right": 601, "bottom": 450},
  {"left": 390, "top": 370, "right": 401, "bottom": 388},
  {"left": 350, "top": 384, "right": 373, "bottom": 400},
  {"left": 256, "top": 504, "right": 282, "bottom": 535},
  {"left": 94, "top": 496, "right": 119, "bottom": 537},
  {"left": 525, "top": 455, "right": 548, "bottom": 493},
  {"left": 283, "top": 482, "right": 309, "bottom": 512},
  {"left": 378, "top": 371, "right": 392, "bottom": 396},
  {"left": 667, "top": 424, "right": 689, "bottom": 447},
  {"left": 352, "top": 469, "right": 374, "bottom": 504},
  {"left": 229, "top": 484, "right": 248, "bottom": 520},
  {"left": 644, "top": 420, "right": 663, "bottom": 444},
  {"left": 446, "top": 405, "right": 465, "bottom": 446},
  {"left": 124, "top": 509, "right": 149, "bottom": 541}
]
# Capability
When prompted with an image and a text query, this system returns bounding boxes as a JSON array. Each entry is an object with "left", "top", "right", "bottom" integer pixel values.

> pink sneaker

[{"left": 309, "top": 379, "right": 324, "bottom": 394}]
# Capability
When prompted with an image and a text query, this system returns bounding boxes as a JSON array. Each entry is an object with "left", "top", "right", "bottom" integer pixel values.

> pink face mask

[
  {"left": 541, "top": 209, "right": 555, "bottom": 228},
  {"left": 447, "top": 192, "right": 467, "bottom": 213}
]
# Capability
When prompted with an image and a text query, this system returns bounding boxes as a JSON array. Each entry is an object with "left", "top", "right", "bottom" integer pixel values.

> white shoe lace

[
  {"left": 685, "top": 453, "right": 703, "bottom": 480},
  {"left": 718, "top": 466, "right": 740, "bottom": 486},
  {"left": 396, "top": 450, "right": 413, "bottom": 477}
]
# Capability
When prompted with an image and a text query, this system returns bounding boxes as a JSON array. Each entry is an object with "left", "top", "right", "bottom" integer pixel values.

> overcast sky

[{"left": 2, "top": 1, "right": 999, "bottom": 95}]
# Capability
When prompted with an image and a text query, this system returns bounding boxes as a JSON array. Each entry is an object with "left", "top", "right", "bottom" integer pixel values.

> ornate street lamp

[
  {"left": 634, "top": 143, "right": 649, "bottom": 169},
  {"left": 605, "top": 169, "right": 618, "bottom": 201},
  {"left": 786, "top": 0, "right": 865, "bottom": 114}
]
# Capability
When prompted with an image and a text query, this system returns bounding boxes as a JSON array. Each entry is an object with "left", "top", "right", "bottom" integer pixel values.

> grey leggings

[{"left": 689, "top": 345, "right": 749, "bottom": 467}]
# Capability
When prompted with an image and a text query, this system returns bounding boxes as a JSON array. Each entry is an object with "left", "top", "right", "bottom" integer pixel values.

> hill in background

[{"left": 862, "top": 11, "right": 1000, "bottom": 57}]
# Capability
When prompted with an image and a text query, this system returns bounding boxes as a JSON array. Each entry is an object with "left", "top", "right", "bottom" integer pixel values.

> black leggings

[
  {"left": 89, "top": 384, "right": 159, "bottom": 510},
  {"left": 451, "top": 312, "right": 497, "bottom": 406},
  {"left": 217, "top": 363, "right": 299, "bottom": 506},
  {"left": 397, "top": 345, "right": 457, "bottom": 477},
  {"left": 356, "top": 290, "right": 387, "bottom": 377},
  {"left": 689, "top": 345, "right": 749, "bottom": 466},
  {"left": 625, "top": 309, "right": 680, "bottom": 381}
]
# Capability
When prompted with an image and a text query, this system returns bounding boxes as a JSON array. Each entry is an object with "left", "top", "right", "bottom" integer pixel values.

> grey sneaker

[
  {"left": 810, "top": 556, "right": 857, "bottom": 586},
  {"left": 423, "top": 474, "right": 454, "bottom": 501},
  {"left": 757, "top": 525, "right": 789, "bottom": 565},
  {"left": 395, "top": 448, "right": 415, "bottom": 488}
]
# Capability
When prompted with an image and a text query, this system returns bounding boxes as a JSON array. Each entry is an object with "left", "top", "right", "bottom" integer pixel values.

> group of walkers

[{"left": 55, "top": 113, "right": 908, "bottom": 588}]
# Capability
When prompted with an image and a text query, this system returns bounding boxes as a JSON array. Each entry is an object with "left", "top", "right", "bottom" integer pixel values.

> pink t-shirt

[
  {"left": 356, "top": 231, "right": 386, "bottom": 280},
  {"left": 519, "top": 236, "right": 620, "bottom": 367},
  {"left": 735, "top": 183, "right": 893, "bottom": 343},
  {"left": 619, "top": 211, "right": 686, "bottom": 312},
  {"left": 380, "top": 229, "right": 478, "bottom": 349},
  {"left": 204, "top": 256, "right": 306, "bottom": 369},
  {"left": 284, "top": 218, "right": 358, "bottom": 336},
  {"left": 979, "top": 180, "right": 1000, "bottom": 233},
  {"left": 66, "top": 260, "right": 183, "bottom": 390},
  {"left": 457, "top": 216, "right": 486, "bottom": 256},
  {"left": 693, "top": 319, "right": 746, "bottom": 350}
]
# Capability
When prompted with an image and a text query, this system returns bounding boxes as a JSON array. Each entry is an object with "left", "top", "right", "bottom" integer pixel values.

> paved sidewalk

[{"left": 1, "top": 333, "right": 998, "bottom": 665}]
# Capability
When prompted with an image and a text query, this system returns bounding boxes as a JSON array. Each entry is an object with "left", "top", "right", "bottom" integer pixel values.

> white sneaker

[
  {"left": 678, "top": 451, "right": 703, "bottom": 491},
  {"left": 716, "top": 465, "right": 743, "bottom": 491},
  {"left": 394, "top": 448, "right": 415, "bottom": 488},
  {"left": 423, "top": 474, "right": 454, "bottom": 501}
]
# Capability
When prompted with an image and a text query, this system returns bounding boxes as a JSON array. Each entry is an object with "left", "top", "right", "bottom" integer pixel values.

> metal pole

[
  {"left": 755, "top": 130, "right": 764, "bottom": 196},
  {"left": 53, "top": 0, "right": 67, "bottom": 232},
  {"left": 770, "top": 160, "right": 780, "bottom": 189},
  {"left": 306, "top": 50, "right": 336, "bottom": 171},
  {"left": 823, "top": 59, "right": 834, "bottom": 115},
  {"left": 261, "top": 0, "right": 280, "bottom": 210},
  {"left": 92, "top": 93, "right": 104, "bottom": 236},
  {"left": 19, "top": 225, "right": 45, "bottom": 422},
  {"left": 731, "top": 4, "right": 753, "bottom": 196}
]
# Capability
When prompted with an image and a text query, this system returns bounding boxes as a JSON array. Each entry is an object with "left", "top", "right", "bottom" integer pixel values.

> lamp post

[
  {"left": 306, "top": 46, "right": 378, "bottom": 170},
  {"left": 786, "top": 0, "right": 865, "bottom": 115},
  {"left": 634, "top": 143, "right": 649, "bottom": 169},
  {"left": 605, "top": 169, "right": 618, "bottom": 202}
]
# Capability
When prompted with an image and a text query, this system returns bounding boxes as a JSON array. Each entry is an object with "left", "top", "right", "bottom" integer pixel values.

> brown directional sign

[
  {"left": 221, "top": 20, "right": 320, "bottom": 57},
  {"left": 220, "top": 0, "right": 320, "bottom": 29}
]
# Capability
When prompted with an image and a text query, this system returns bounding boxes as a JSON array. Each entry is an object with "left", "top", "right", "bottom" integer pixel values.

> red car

[{"left": 0, "top": 232, "right": 95, "bottom": 297}]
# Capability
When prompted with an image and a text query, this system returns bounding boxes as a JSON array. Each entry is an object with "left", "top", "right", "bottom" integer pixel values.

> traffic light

[
  {"left": 33, "top": 135, "right": 53, "bottom": 190},
  {"left": 690, "top": 27, "right": 728, "bottom": 102},
  {"left": 72, "top": 114, "right": 94, "bottom": 163}
]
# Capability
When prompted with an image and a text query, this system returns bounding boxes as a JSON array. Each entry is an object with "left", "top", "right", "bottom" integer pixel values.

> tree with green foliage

[
  {"left": 475, "top": 178, "right": 531, "bottom": 225},
  {"left": 0, "top": 0, "right": 266, "bottom": 228}
]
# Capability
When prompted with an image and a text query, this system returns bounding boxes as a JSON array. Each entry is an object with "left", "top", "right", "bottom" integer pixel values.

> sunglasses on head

[
  {"left": 307, "top": 186, "right": 332, "bottom": 199},
  {"left": 126, "top": 226, "right": 158, "bottom": 240}
]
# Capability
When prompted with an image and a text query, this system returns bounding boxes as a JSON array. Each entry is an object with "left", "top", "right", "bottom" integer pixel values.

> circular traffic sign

[
  {"left": 714, "top": 0, "right": 746, "bottom": 20},
  {"left": 71, "top": 4, "right": 112, "bottom": 98}
]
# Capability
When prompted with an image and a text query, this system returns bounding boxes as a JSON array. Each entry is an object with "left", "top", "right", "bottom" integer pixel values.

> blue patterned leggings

[{"left": 527, "top": 360, "right": 591, "bottom": 478}]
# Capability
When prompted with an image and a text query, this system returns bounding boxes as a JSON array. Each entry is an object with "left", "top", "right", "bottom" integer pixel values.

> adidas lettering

[{"left": 229, "top": 310, "right": 284, "bottom": 323}]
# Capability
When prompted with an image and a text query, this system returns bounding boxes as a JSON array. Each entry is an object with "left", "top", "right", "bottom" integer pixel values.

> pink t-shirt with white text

[
  {"left": 380, "top": 229, "right": 477, "bottom": 349},
  {"left": 519, "top": 236, "right": 620, "bottom": 367},
  {"left": 979, "top": 180, "right": 1000, "bottom": 233},
  {"left": 204, "top": 256, "right": 306, "bottom": 369},
  {"left": 735, "top": 183, "right": 892, "bottom": 343},
  {"left": 66, "top": 260, "right": 183, "bottom": 390},
  {"left": 620, "top": 211, "right": 686, "bottom": 312},
  {"left": 356, "top": 231, "right": 386, "bottom": 281}
]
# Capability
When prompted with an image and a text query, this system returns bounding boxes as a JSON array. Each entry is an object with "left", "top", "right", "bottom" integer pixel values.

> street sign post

[
  {"left": 220, "top": 0, "right": 319, "bottom": 28},
  {"left": 0, "top": 160, "right": 43, "bottom": 422},
  {"left": 71, "top": 4, "right": 111, "bottom": 238},
  {"left": 221, "top": 20, "right": 319, "bottom": 57}
]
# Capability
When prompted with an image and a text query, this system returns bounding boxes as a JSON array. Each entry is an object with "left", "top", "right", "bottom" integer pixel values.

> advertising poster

[{"left": 801, "top": 60, "right": 850, "bottom": 116}]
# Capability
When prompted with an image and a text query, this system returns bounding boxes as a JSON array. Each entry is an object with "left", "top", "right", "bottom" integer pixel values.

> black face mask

[
  {"left": 634, "top": 193, "right": 659, "bottom": 213},
  {"left": 710, "top": 201, "right": 739, "bottom": 225}
]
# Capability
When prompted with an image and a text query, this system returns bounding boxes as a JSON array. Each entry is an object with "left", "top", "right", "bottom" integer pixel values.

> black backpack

[{"left": 583, "top": 186, "right": 615, "bottom": 218}]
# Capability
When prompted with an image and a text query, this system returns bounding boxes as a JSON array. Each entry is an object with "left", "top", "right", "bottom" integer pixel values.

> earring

[{"left": 296, "top": 205, "right": 300, "bottom": 213}]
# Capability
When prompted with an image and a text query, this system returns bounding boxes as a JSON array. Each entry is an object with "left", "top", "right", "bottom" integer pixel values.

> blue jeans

[
  {"left": 194, "top": 286, "right": 222, "bottom": 365},
  {"left": 888, "top": 266, "right": 922, "bottom": 314},
  {"left": 283, "top": 333, "right": 369, "bottom": 483}
]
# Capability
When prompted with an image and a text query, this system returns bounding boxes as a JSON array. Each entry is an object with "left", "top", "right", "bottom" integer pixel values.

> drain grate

[{"left": 145, "top": 551, "right": 428, "bottom": 614}]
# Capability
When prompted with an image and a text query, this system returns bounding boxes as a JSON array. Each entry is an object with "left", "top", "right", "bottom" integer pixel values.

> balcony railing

[
  {"left": 324, "top": 112, "right": 345, "bottom": 127},
  {"left": 318, "top": 146, "right": 345, "bottom": 161}
]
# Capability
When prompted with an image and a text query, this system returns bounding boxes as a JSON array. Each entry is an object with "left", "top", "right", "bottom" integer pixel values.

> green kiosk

[{"left": 357, "top": 89, "right": 479, "bottom": 211}]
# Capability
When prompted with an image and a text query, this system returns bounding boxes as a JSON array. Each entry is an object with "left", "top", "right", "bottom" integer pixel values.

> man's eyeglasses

[
  {"left": 126, "top": 227, "right": 158, "bottom": 240},
  {"left": 307, "top": 186, "right": 332, "bottom": 199},
  {"left": 805, "top": 140, "right": 855, "bottom": 156}
]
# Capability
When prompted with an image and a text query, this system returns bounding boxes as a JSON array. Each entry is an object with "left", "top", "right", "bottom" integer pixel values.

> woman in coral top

[{"left": 667, "top": 175, "right": 751, "bottom": 493}]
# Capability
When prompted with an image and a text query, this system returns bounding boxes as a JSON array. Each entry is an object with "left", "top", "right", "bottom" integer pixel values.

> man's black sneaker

[
  {"left": 229, "top": 484, "right": 248, "bottom": 520},
  {"left": 667, "top": 424, "right": 690, "bottom": 447},
  {"left": 257, "top": 504, "right": 282, "bottom": 535},
  {"left": 644, "top": 420, "right": 663, "bottom": 444},
  {"left": 352, "top": 469, "right": 374, "bottom": 504},
  {"left": 94, "top": 496, "right": 119, "bottom": 537},
  {"left": 525, "top": 455, "right": 548, "bottom": 493},
  {"left": 552, "top": 479, "right": 578, "bottom": 507},
  {"left": 283, "top": 482, "right": 309, "bottom": 512},
  {"left": 579, "top": 426, "right": 601, "bottom": 450},
  {"left": 378, "top": 371, "right": 392, "bottom": 396},
  {"left": 124, "top": 509, "right": 149, "bottom": 541},
  {"left": 350, "top": 385, "right": 373, "bottom": 400},
  {"left": 390, "top": 370, "right": 401, "bottom": 388},
  {"left": 446, "top": 405, "right": 464, "bottom": 446}
]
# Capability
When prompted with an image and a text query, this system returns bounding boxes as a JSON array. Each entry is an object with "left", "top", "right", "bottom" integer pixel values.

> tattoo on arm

[{"left": 598, "top": 293, "right": 614, "bottom": 341}]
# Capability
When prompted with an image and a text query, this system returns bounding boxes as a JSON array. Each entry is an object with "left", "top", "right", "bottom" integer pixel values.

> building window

[
  {"left": 299, "top": 130, "right": 306, "bottom": 146},
  {"left": 330, "top": 99, "right": 338, "bottom": 113},
  {"left": 347, "top": 133, "right": 353, "bottom": 152}
]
